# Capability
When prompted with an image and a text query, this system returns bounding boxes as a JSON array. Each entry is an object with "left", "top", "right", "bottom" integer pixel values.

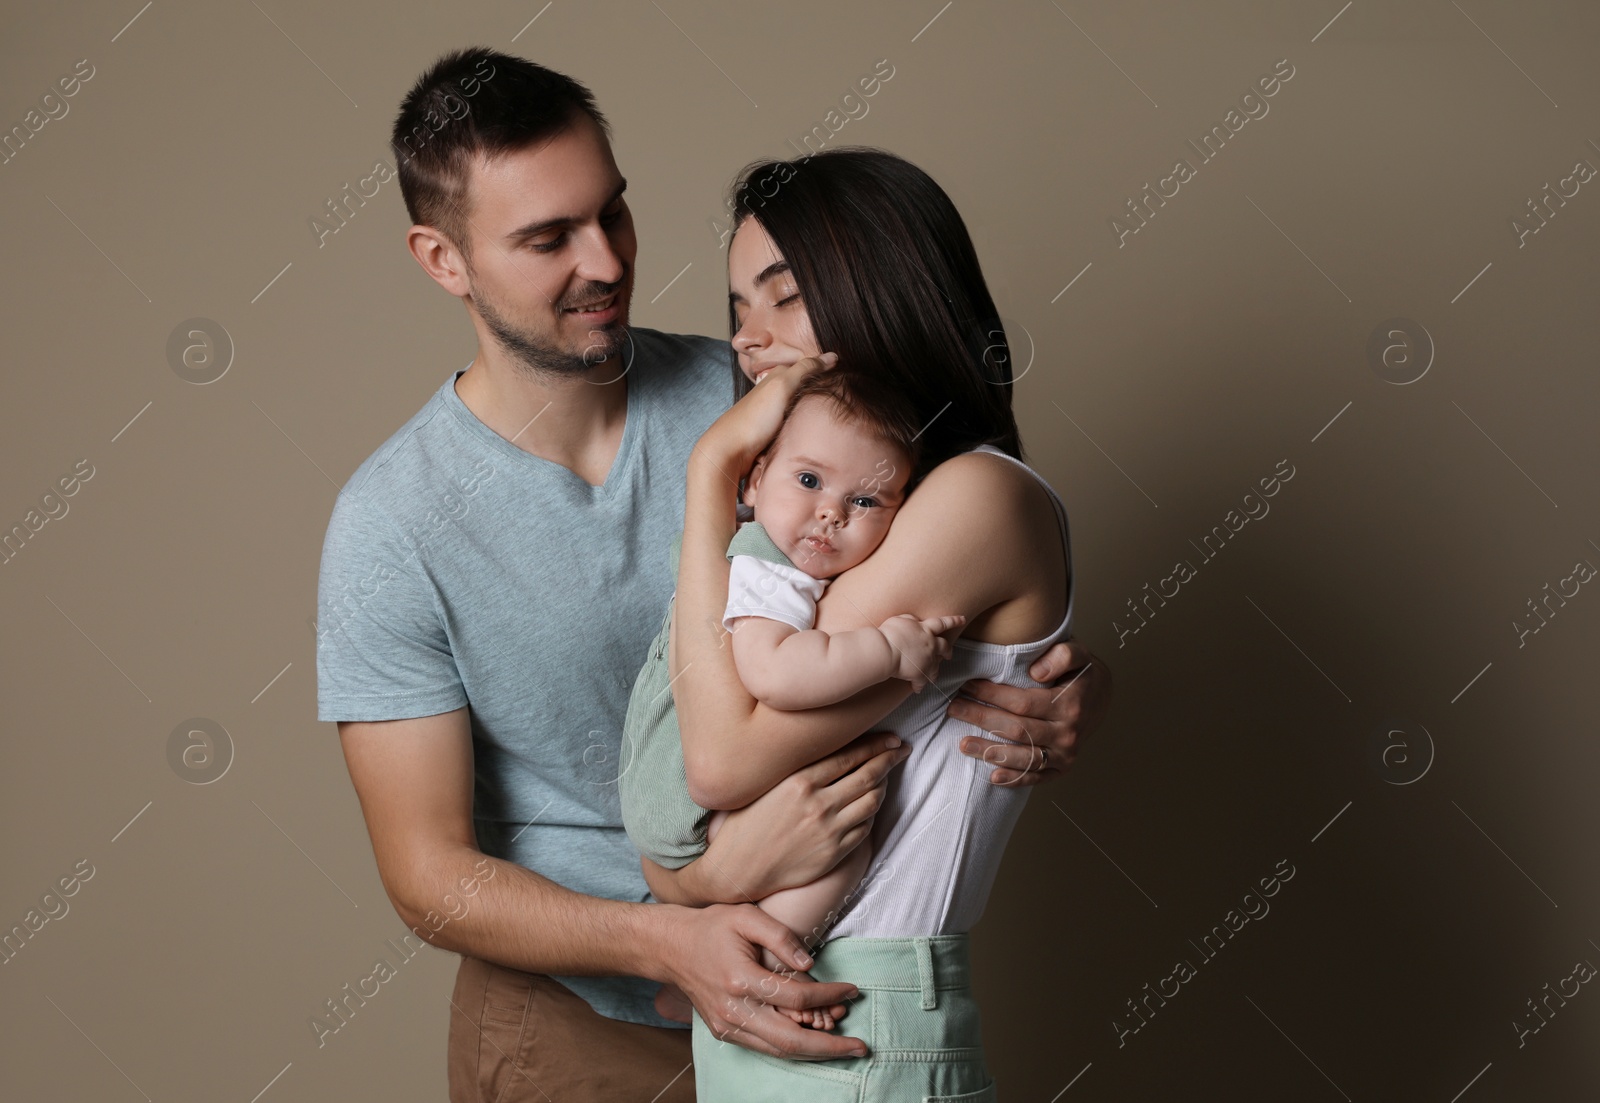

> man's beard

[{"left": 469, "top": 272, "right": 631, "bottom": 377}]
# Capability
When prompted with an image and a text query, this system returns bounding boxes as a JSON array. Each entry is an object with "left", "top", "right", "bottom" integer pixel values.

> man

[{"left": 316, "top": 47, "right": 1112, "bottom": 1102}]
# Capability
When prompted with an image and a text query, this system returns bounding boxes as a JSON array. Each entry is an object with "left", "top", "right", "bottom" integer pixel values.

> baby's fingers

[{"left": 922, "top": 615, "right": 967, "bottom": 635}]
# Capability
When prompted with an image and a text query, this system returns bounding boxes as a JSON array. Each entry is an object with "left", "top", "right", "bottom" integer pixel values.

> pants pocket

[
  {"left": 692, "top": 1012, "right": 866, "bottom": 1102},
  {"left": 925, "top": 1082, "right": 997, "bottom": 1102},
  {"left": 474, "top": 965, "right": 537, "bottom": 1103}
]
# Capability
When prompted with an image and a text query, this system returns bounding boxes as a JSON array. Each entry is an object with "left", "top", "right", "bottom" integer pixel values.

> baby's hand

[{"left": 879, "top": 614, "right": 966, "bottom": 692}]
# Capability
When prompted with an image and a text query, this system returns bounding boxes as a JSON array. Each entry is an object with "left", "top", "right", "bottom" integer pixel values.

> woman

[{"left": 657, "top": 148, "right": 1082, "bottom": 1100}]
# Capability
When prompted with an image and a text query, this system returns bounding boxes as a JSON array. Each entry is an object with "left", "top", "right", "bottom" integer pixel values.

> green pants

[{"left": 691, "top": 935, "right": 997, "bottom": 1101}]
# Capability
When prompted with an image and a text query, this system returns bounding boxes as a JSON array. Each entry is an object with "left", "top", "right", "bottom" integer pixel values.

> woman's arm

[
  {"left": 673, "top": 446, "right": 1036, "bottom": 809},
  {"left": 640, "top": 731, "right": 910, "bottom": 906}
]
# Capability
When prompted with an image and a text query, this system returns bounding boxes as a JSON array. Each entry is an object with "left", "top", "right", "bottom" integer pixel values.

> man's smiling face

[{"left": 458, "top": 111, "right": 638, "bottom": 376}]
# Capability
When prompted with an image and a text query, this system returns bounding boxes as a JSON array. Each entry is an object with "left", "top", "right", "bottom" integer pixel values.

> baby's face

[{"left": 743, "top": 396, "right": 912, "bottom": 579}]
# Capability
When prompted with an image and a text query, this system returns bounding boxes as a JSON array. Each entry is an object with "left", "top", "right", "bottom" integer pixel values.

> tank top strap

[{"left": 964, "top": 444, "right": 1075, "bottom": 636}]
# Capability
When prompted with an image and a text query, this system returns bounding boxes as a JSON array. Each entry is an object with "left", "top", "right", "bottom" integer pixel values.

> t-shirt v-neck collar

[{"left": 440, "top": 364, "right": 642, "bottom": 499}]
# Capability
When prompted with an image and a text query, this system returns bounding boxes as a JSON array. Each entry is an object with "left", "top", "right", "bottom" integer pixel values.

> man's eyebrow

[
  {"left": 505, "top": 178, "right": 627, "bottom": 242},
  {"left": 728, "top": 259, "right": 791, "bottom": 304}
]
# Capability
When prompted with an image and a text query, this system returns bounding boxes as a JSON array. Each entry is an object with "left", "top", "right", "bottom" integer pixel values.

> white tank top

[{"left": 827, "top": 444, "right": 1074, "bottom": 939}]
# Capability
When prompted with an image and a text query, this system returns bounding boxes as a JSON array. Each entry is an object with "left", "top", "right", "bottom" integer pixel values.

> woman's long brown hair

[{"left": 727, "top": 147, "right": 1025, "bottom": 466}]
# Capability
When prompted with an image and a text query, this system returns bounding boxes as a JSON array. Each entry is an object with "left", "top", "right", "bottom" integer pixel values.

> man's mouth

[{"left": 562, "top": 293, "right": 619, "bottom": 317}]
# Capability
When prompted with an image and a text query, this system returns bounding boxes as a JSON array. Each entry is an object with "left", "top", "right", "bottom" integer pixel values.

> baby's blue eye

[
  {"left": 851, "top": 497, "right": 877, "bottom": 510},
  {"left": 798, "top": 472, "right": 820, "bottom": 489}
]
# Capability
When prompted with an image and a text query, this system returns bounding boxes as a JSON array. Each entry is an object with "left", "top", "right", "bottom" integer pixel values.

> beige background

[{"left": 3, "top": 0, "right": 1597, "bottom": 1099}]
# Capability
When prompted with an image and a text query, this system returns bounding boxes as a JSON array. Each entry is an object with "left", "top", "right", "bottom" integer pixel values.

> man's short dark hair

[{"left": 391, "top": 47, "right": 609, "bottom": 262}]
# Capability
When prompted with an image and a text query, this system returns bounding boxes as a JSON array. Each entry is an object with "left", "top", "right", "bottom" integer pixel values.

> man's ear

[{"left": 407, "top": 224, "right": 472, "bottom": 298}]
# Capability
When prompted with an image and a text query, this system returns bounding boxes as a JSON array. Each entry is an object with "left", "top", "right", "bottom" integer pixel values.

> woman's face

[{"left": 727, "top": 217, "right": 823, "bottom": 384}]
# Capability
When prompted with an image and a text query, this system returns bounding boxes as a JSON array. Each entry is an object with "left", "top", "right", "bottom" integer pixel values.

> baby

[{"left": 618, "top": 368, "right": 964, "bottom": 1030}]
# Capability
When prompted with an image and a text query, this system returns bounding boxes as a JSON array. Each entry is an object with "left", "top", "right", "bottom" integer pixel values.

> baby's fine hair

[{"left": 775, "top": 368, "right": 928, "bottom": 492}]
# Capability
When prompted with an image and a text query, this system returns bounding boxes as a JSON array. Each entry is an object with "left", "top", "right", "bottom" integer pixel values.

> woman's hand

[
  {"left": 946, "top": 638, "right": 1112, "bottom": 786},
  {"left": 696, "top": 352, "right": 837, "bottom": 476},
  {"left": 663, "top": 732, "right": 908, "bottom": 905}
]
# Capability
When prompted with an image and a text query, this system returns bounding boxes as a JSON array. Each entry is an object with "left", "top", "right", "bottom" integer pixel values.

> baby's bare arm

[
  {"left": 730, "top": 614, "right": 966, "bottom": 711},
  {"left": 730, "top": 617, "right": 899, "bottom": 711}
]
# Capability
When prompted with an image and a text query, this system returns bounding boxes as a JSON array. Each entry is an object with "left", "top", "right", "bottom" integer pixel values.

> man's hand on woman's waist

[{"left": 946, "top": 637, "right": 1112, "bottom": 786}]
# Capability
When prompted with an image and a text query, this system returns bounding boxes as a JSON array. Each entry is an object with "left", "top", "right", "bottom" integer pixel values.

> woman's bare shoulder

[{"left": 900, "top": 448, "right": 1053, "bottom": 525}]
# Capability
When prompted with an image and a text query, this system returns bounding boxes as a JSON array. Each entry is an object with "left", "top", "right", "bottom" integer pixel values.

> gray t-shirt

[{"left": 315, "top": 326, "right": 732, "bottom": 1028}]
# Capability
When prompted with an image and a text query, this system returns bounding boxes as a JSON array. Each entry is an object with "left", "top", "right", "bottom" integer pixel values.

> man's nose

[{"left": 575, "top": 225, "right": 626, "bottom": 286}]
